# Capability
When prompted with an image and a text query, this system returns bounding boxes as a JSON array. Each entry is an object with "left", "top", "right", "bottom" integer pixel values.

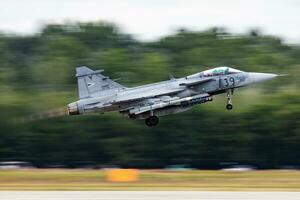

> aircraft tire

[
  {"left": 145, "top": 116, "right": 159, "bottom": 127},
  {"left": 226, "top": 104, "right": 233, "bottom": 110}
]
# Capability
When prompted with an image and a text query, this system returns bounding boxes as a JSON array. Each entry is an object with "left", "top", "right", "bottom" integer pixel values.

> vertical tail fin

[{"left": 76, "top": 66, "right": 125, "bottom": 99}]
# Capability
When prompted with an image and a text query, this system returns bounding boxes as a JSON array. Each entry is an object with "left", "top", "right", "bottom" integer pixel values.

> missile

[{"left": 130, "top": 93, "right": 211, "bottom": 115}]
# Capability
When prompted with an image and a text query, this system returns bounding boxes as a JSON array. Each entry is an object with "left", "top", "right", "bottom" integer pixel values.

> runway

[{"left": 1, "top": 191, "right": 300, "bottom": 200}]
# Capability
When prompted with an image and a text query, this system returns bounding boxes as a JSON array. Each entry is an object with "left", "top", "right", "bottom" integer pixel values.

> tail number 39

[{"left": 223, "top": 77, "right": 235, "bottom": 87}]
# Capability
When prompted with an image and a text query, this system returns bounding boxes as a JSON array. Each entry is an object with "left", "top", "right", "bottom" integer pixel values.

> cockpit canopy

[{"left": 201, "top": 67, "right": 243, "bottom": 77}]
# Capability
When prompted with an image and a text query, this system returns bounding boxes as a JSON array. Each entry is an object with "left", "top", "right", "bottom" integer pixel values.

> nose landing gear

[{"left": 226, "top": 89, "right": 234, "bottom": 110}]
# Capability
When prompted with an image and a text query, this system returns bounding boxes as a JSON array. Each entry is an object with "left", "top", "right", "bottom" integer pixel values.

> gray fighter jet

[{"left": 68, "top": 66, "right": 278, "bottom": 126}]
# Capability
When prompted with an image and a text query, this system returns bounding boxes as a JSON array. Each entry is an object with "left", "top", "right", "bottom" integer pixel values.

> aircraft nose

[{"left": 248, "top": 72, "right": 278, "bottom": 84}]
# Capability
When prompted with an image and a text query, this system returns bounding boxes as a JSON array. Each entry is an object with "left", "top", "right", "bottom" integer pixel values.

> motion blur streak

[
  {"left": 1, "top": 192, "right": 300, "bottom": 200},
  {"left": 15, "top": 108, "right": 68, "bottom": 123}
]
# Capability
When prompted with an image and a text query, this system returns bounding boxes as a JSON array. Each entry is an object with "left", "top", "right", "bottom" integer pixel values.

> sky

[{"left": 1, "top": 0, "right": 300, "bottom": 43}]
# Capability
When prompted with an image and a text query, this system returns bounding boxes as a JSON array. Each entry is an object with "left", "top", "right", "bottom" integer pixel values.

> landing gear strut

[
  {"left": 145, "top": 116, "right": 159, "bottom": 127},
  {"left": 226, "top": 89, "right": 233, "bottom": 110}
]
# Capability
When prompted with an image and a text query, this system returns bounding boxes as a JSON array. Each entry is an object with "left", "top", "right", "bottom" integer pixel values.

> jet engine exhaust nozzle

[{"left": 67, "top": 102, "right": 79, "bottom": 115}]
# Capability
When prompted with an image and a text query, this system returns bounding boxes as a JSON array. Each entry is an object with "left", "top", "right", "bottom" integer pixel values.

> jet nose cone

[{"left": 249, "top": 72, "right": 278, "bottom": 84}]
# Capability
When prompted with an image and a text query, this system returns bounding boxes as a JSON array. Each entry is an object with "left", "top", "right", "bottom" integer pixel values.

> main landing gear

[
  {"left": 145, "top": 116, "right": 159, "bottom": 127},
  {"left": 226, "top": 89, "right": 234, "bottom": 110}
]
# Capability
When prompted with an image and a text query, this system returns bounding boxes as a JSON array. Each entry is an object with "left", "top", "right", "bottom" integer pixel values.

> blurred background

[{"left": 0, "top": 0, "right": 299, "bottom": 171}]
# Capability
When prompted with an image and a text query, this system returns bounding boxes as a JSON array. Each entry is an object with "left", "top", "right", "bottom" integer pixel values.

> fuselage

[{"left": 68, "top": 66, "right": 277, "bottom": 123}]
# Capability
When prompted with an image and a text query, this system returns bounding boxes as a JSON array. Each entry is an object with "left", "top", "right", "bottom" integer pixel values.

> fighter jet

[{"left": 68, "top": 66, "right": 278, "bottom": 126}]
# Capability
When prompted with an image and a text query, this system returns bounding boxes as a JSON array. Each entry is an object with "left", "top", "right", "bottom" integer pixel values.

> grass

[{"left": 0, "top": 169, "right": 300, "bottom": 191}]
